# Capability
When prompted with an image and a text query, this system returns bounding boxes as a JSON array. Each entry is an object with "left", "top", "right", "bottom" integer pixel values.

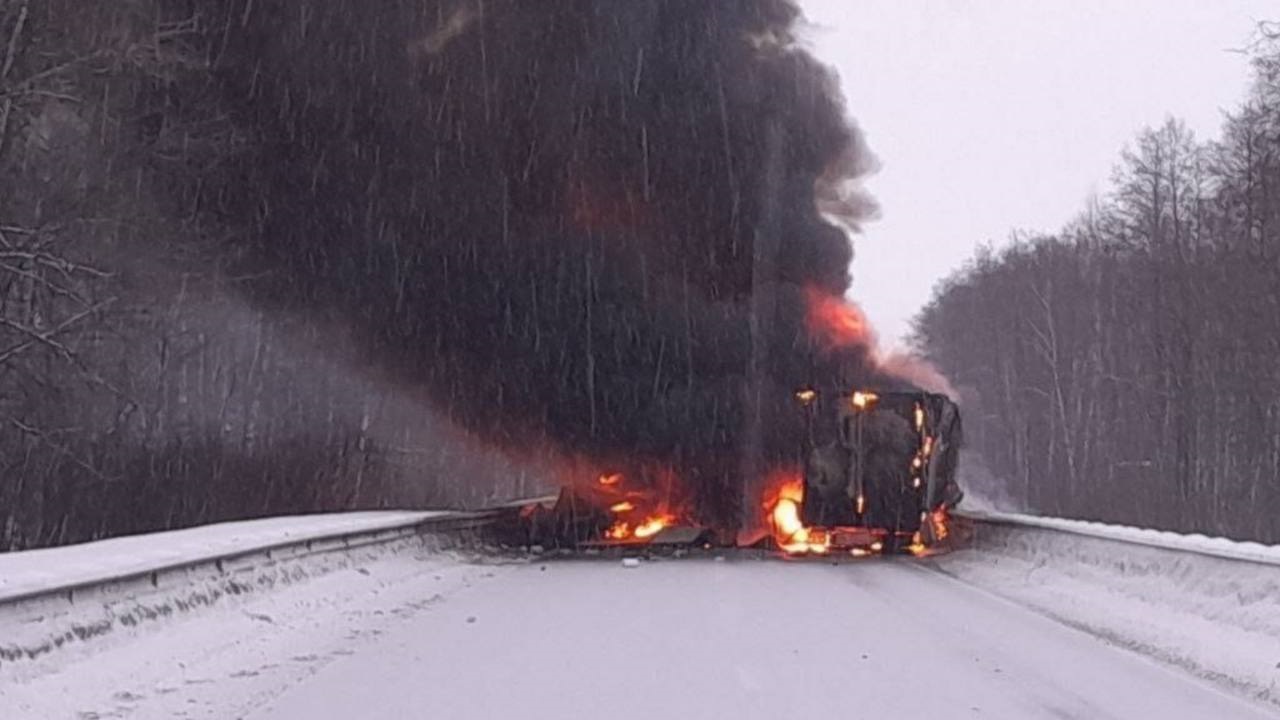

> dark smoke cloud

[{"left": 181, "top": 0, "right": 902, "bottom": 524}]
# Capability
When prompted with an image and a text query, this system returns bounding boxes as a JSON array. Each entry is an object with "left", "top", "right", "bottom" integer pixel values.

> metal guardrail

[
  {"left": 10, "top": 497, "right": 1272, "bottom": 613},
  {"left": 0, "top": 507, "right": 513, "bottom": 610},
  {"left": 958, "top": 508, "right": 1280, "bottom": 567}
]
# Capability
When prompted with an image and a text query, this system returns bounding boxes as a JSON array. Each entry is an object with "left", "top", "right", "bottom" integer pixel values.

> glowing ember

[
  {"left": 598, "top": 473, "right": 623, "bottom": 486},
  {"left": 605, "top": 522, "right": 631, "bottom": 539},
  {"left": 931, "top": 508, "right": 951, "bottom": 541},
  {"left": 851, "top": 390, "right": 879, "bottom": 410},
  {"left": 795, "top": 388, "right": 817, "bottom": 405},
  {"left": 804, "top": 287, "right": 871, "bottom": 351},
  {"left": 610, "top": 501, "right": 636, "bottom": 513},
  {"left": 914, "top": 403, "right": 925, "bottom": 432}
]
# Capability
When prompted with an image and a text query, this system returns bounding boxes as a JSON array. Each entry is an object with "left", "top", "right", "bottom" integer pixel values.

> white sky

[{"left": 798, "top": 0, "right": 1274, "bottom": 347}]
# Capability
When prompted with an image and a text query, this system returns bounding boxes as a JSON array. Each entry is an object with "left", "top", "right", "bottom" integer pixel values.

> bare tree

[{"left": 915, "top": 33, "right": 1280, "bottom": 542}]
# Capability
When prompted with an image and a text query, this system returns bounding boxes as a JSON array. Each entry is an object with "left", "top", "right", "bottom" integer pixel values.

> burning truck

[
  {"left": 502, "top": 387, "right": 963, "bottom": 558},
  {"left": 772, "top": 388, "right": 964, "bottom": 555}
]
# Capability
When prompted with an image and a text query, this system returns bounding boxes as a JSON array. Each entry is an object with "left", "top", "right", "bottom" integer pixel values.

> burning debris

[
  {"left": 497, "top": 470, "right": 696, "bottom": 550},
  {"left": 497, "top": 388, "right": 964, "bottom": 558},
  {"left": 592, "top": 471, "right": 681, "bottom": 542}
]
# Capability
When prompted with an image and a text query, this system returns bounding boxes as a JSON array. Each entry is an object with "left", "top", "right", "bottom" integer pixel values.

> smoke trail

[{"left": 183, "top": 0, "right": 905, "bottom": 524}]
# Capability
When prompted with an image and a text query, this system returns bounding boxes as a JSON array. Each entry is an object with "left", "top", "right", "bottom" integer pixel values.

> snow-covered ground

[
  {"left": 4, "top": 536, "right": 1278, "bottom": 719},
  {"left": 1, "top": 541, "right": 500, "bottom": 719},
  {"left": 942, "top": 521, "right": 1280, "bottom": 708}
]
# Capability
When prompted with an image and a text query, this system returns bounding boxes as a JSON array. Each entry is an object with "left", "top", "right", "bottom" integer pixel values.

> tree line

[{"left": 915, "top": 24, "right": 1280, "bottom": 543}]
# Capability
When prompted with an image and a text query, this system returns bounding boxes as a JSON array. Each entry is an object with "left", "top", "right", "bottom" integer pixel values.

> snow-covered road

[
  {"left": 255, "top": 558, "right": 1275, "bottom": 720},
  {"left": 6, "top": 552, "right": 1273, "bottom": 719}
]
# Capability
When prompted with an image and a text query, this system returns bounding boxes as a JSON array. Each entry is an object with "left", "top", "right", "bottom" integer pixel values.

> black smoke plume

[{"left": 178, "top": 0, "right": 900, "bottom": 525}]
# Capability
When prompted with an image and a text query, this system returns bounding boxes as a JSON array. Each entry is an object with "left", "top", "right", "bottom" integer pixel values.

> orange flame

[
  {"left": 604, "top": 514, "right": 674, "bottom": 541},
  {"left": 766, "top": 472, "right": 830, "bottom": 554},
  {"left": 804, "top": 287, "right": 871, "bottom": 351},
  {"left": 590, "top": 468, "right": 683, "bottom": 542},
  {"left": 634, "top": 514, "right": 675, "bottom": 539}
]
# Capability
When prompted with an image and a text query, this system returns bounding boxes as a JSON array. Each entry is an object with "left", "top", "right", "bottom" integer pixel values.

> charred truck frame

[{"left": 788, "top": 389, "right": 964, "bottom": 554}]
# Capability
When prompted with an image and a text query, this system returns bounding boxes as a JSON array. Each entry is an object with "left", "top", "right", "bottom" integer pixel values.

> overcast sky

[{"left": 798, "top": 0, "right": 1274, "bottom": 347}]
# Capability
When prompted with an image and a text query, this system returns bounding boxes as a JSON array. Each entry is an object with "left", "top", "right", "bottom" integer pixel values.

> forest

[{"left": 916, "top": 24, "right": 1280, "bottom": 543}]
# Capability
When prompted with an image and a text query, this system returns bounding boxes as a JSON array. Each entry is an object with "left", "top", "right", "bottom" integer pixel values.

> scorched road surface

[{"left": 252, "top": 558, "right": 1271, "bottom": 720}]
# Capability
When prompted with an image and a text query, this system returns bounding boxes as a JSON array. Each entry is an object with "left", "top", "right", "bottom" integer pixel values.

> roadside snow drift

[
  {"left": 944, "top": 520, "right": 1280, "bottom": 708},
  {"left": 0, "top": 512, "right": 453, "bottom": 682}
]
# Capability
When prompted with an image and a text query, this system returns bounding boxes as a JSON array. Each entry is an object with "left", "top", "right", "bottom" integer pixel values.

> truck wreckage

[
  {"left": 782, "top": 389, "right": 963, "bottom": 555},
  {"left": 496, "top": 389, "right": 963, "bottom": 558}
]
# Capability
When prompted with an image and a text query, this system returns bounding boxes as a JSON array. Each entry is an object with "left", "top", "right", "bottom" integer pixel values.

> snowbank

[
  {"left": 0, "top": 513, "right": 477, "bottom": 681},
  {"left": 942, "top": 520, "right": 1280, "bottom": 708},
  {"left": 0, "top": 535, "right": 487, "bottom": 711}
]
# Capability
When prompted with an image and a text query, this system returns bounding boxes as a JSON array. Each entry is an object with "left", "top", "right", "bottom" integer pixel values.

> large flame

[
  {"left": 804, "top": 287, "right": 871, "bottom": 351},
  {"left": 765, "top": 471, "right": 829, "bottom": 554}
]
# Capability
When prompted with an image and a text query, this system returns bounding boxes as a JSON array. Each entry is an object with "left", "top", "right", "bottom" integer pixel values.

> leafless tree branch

[{"left": 0, "top": 297, "right": 115, "bottom": 365}]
